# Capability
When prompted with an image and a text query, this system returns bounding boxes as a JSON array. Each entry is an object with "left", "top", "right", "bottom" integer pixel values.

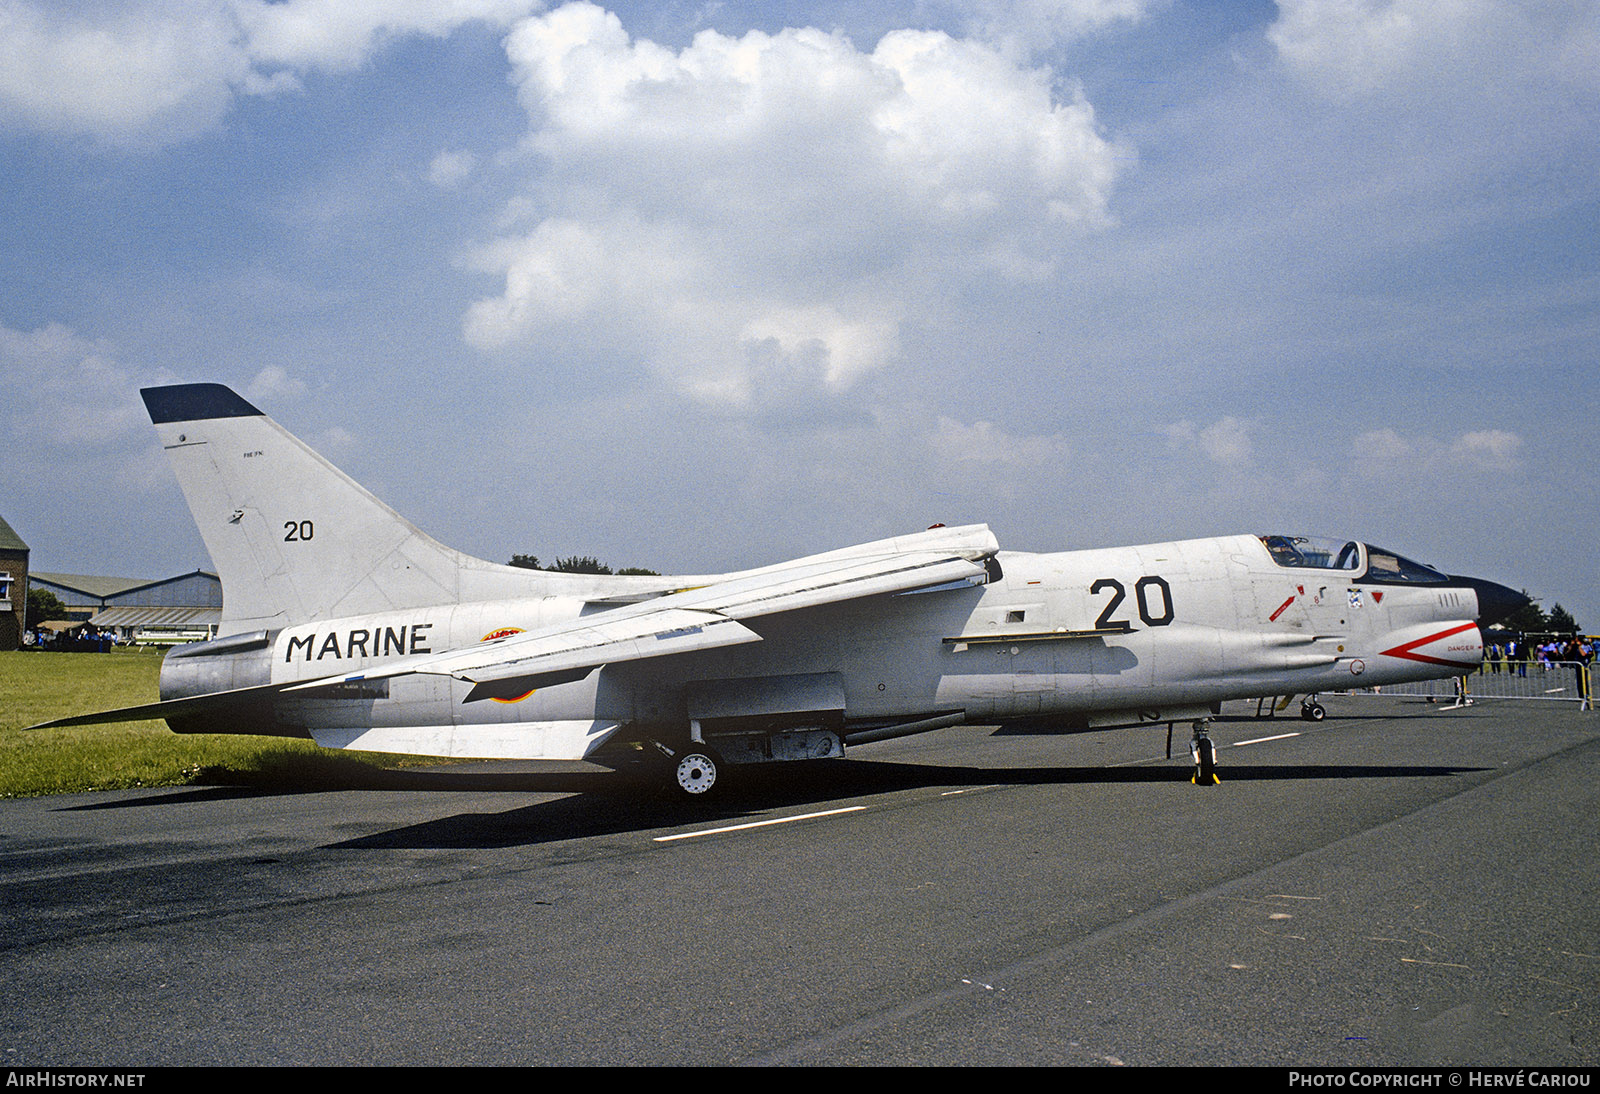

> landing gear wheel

[
  {"left": 1301, "top": 702, "right": 1326, "bottom": 722},
  {"left": 672, "top": 747, "right": 722, "bottom": 797},
  {"left": 1191, "top": 736, "right": 1219, "bottom": 786}
]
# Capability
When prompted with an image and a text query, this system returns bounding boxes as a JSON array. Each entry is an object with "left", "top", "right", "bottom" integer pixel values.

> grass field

[{"left": 0, "top": 650, "right": 413, "bottom": 798}]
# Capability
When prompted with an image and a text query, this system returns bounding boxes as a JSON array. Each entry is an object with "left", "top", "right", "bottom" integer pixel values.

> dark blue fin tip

[{"left": 141, "top": 384, "right": 263, "bottom": 424}]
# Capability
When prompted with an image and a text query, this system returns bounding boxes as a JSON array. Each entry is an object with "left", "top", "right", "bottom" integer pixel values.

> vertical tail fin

[{"left": 143, "top": 384, "right": 516, "bottom": 633}]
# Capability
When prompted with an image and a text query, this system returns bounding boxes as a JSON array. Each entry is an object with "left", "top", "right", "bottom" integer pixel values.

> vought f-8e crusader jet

[{"left": 36, "top": 384, "right": 1527, "bottom": 792}]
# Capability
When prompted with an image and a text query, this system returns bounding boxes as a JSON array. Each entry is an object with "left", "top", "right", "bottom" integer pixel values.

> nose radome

[{"left": 1449, "top": 576, "right": 1532, "bottom": 628}]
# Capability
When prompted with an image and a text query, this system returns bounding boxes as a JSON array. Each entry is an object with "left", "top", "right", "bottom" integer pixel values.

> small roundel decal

[{"left": 481, "top": 628, "right": 533, "bottom": 703}]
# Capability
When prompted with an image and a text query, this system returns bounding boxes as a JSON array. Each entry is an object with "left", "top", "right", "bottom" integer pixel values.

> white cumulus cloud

[
  {"left": 1349, "top": 425, "right": 1525, "bottom": 477},
  {"left": 0, "top": 322, "right": 150, "bottom": 446},
  {"left": 469, "top": 2, "right": 1127, "bottom": 407},
  {"left": 931, "top": 416, "right": 1069, "bottom": 466},
  {"left": 235, "top": 0, "right": 544, "bottom": 72},
  {"left": 938, "top": 0, "right": 1159, "bottom": 56},
  {"left": 0, "top": 0, "right": 545, "bottom": 146},
  {"left": 427, "top": 149, "right": 479, "bottom": 188},
  {"left": 1269, "top": 0, "right": 1600, "bottom": 100},
  {"left": 1164, "top": 417, "right": 1255, "bottom": 466},
  {"left": 1449, "top": 428, "right": 1522, "bottom": 467}
]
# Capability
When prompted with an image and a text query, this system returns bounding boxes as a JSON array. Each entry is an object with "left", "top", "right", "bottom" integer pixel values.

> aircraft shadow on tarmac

[
  {"left": 52, "top": 725, "right": 1486, "bottom": 850},
  {"left": 54, "top": 754, "right": 1486, "bottom": 849},
  {"left": 315, "top": 757, "right": 1487, "bottom": 851}
]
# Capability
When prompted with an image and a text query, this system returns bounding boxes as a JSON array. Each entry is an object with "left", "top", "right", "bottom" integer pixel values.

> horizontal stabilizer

[{"left": 27, "top": 680, "right": 293, "bottom": 731}]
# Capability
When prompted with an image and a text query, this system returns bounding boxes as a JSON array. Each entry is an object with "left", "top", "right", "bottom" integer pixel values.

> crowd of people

[
  {"left": 1482, "top": 636, "right": 1593, "bottom": 675},
  {"left": 19, "top": 624, "right": 122, "bottom": 652}
]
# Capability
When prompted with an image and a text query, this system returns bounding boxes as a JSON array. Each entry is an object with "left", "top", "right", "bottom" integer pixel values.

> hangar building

[
  {"left": 0, "top": 514, "right": 28, "bottom": 651},
  {"left": 29, "top": 570, "right": 222, "bottom": 645}
]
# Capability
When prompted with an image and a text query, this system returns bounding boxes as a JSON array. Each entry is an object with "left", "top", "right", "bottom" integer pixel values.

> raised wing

[
  {"left": 306, "top": 524, "right": 1000, "bottom": 702},
  {"left": 26, "top": 525, "right": 999, "bottom": 730}
]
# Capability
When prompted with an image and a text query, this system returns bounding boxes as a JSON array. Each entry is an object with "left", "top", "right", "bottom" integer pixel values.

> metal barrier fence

[{"left": 1341, "top": 661, "right": 1592, "bottom": 709}]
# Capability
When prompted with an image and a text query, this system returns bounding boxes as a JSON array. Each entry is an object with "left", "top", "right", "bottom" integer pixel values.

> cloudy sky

[{"left": 2, "top": 0, "right": 1596, "bottom": 627}]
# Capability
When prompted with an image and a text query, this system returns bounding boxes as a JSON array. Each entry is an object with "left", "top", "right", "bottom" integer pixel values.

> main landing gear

[
  {"left": 672, "top": 746, "right": 722, "bottom": 797},
  {"left": 650, "top": 736, "right": 725, "bottom": 799},
  {"left": 1190, "top": 719, "right": 1219, "bottom": 786}
]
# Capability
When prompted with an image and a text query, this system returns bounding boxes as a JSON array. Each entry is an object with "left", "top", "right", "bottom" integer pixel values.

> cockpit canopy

[{"left": 1257, "top": 535, "right": 1450, "bottom": 585}]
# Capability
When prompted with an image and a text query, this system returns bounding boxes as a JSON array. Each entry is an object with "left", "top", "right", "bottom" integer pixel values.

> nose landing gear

[{"left": 1190, "top": 720, "right": 1219, "bottom": 786}]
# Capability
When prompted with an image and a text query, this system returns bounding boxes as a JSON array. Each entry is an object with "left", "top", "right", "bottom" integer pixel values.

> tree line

[
  {"left": 1503, "top": 596, "right": 1581, "bottom": 636},
  {"left": 507, "top": 554, "right": 659, "bottom": 576}
]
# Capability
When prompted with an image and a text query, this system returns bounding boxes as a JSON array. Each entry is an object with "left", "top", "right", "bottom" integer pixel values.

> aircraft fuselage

[{"left": 43, "top": 384, "right": 1519, "bottom": 792}]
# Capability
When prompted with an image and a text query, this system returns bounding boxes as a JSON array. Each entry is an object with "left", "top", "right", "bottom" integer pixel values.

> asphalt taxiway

[{"left": 1, "top": 696, "right": 1596, "bottom": 1066}]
